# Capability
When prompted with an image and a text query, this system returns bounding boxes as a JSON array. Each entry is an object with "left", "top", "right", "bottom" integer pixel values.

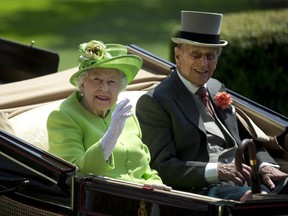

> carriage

[{"left": 0, "top": 39, "right": 288, "bottom": 215}]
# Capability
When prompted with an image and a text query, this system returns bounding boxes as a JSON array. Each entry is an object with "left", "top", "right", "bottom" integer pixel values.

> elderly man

[{"left": 136, "top": 10, "right": 288, "bottom": 201}]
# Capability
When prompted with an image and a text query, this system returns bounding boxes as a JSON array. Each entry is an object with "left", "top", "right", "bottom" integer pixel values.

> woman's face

[{"left": 80, "top": 68, "right": 122, "bottom": 117}]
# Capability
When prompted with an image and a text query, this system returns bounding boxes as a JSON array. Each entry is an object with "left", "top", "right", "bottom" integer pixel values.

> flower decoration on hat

[
  {"left": 69, "top": 39, "right": 143, "bottom": 87},
  {"left": 78, "top": 40, "right": 112, "bottom": 70},
  {"left": 214, "top": 92, "right": 232, "bottom": 110}
]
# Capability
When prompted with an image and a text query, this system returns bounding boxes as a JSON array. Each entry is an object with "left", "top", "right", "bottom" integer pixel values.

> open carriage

[{"left": 0, "top": 40, "right": 288, "bottom": 215}]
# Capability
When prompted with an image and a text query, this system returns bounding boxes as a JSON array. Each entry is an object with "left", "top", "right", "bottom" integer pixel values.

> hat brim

[
  {"left": 70, "top": 55, "right": 143, "bottom": 86},
  {"left": 171, "top": 37, "right": 228, "bottom": 47}
]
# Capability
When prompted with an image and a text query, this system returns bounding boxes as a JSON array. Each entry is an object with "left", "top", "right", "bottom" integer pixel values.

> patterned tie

[{"left": 196, "top": 86, "right": 213, "bottom": 115}]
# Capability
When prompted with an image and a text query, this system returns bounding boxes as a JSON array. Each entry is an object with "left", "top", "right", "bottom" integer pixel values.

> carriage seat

[
  {"left": 1, "top": 89, "right": 288, "bottom": 173},
  {"left": 5, "top": 90, "right": 146, "bottom": 151}
]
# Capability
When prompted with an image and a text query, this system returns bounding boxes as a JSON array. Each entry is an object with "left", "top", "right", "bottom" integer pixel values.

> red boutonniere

[{"left": 214, "top": 92, "right": 232, "bottom": 110}]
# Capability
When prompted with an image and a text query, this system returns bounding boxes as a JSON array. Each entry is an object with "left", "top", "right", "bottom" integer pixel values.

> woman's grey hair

[{"left": 76, "top": 70, "right": 128, "bottom": 92}]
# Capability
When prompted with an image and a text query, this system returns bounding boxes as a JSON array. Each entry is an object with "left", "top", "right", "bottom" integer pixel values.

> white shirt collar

[{"left": 176, "top": 70, "right": 206, "bottom": 94}]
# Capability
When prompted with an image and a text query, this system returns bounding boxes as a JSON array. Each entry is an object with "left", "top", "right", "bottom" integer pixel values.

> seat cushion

[
  {"left": 8, "top": 91, "right": 146, "bottom": 151},
  {"left": 9, "top": 100, "right": 63, "bottom": 151}
]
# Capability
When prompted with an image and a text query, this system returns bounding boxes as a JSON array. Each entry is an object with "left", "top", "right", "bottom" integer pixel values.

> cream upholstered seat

[
  {"left": 7, "top": 91, "right": 146, "bottom": 151},
  {"left": 0, "top": 65, "right": 165, "bottom": 151},
  {"left": 1, "top": 58, "right": 287, "bottom": 172},
  {"left": 9, "top": 99, "right": 63, "bottom": 151}
]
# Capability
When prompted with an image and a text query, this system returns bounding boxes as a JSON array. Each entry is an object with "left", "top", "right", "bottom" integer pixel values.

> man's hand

[
  {"left": 218, "top": 162, "right": 252, "bottom": 186},
  {"left": 260, "top": 165, "right": 288, "bottom": 190}
]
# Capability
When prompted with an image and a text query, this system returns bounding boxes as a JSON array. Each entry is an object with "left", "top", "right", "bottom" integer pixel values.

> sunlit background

[
  {"left": 1, "top": 0, "right": 287, "bottom": 71},
  {"left": 1, "top": 0, "right": 288, "bottom": 115}
]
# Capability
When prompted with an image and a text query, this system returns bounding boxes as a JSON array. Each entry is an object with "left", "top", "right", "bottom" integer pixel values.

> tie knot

[
  {"left": 195, "top": 86, "right": 213, "bottom": 115},
  {"left": 196, "top": 87, "right": 208, "bottom": 99}
]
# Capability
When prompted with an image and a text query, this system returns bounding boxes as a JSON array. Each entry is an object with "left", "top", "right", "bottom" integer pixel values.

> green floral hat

[{"left": 70, "top": 40, "right": 143, "bottom": 86}]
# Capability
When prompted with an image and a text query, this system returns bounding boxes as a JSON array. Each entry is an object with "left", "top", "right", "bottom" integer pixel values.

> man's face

[{"left": 174, "top": 44, "right": 220, "bottom": 86}]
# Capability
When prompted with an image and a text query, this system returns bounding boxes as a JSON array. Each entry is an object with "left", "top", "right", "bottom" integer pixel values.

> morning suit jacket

[{"left": 136, "top": 70, "right": 277, "bottom": 190}]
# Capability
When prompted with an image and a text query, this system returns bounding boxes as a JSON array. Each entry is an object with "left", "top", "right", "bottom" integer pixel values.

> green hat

[{"left": 70, "top": 40, "right": 143, "bottom": 86}]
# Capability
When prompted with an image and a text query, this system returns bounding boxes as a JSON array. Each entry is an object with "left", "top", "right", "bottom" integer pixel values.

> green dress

[{"left": 47, "top": 91, "right": 162, "bottom": 184}]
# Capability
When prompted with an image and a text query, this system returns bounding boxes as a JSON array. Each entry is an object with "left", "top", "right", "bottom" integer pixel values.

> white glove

[{"left": 101, "top": 98, "right": 133, "bottom": 160}]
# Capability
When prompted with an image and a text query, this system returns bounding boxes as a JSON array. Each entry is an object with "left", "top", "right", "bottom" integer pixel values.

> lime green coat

[{"left": 47, "top": 92, "right": 162, "bottom": 184}]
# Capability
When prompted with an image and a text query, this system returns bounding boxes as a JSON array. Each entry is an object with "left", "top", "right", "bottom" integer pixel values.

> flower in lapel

[{"left": 214, "top": 92, "right": 232, "bottom": 110}]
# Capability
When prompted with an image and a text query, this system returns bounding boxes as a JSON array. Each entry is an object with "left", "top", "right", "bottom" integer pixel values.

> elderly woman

[{"left": 47, "top": 40, "right": 162, "bottom": 184}]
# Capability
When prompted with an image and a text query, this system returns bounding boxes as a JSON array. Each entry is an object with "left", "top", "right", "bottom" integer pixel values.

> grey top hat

[{"left": 172, "top": 11, "right": 228, "bottom": 47}]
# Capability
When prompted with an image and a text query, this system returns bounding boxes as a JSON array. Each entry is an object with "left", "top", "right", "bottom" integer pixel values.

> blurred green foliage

[
  {"left": 1, "top": 0, "right": 286, "bottom": 71},
  {"left": 1, "top": 0, "right": 288, "bottom": 115},
  {"left": 218, "top": 9, "right": 288, "bottom": 116}
]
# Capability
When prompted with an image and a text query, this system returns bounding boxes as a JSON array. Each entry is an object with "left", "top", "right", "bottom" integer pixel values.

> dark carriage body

[
  {"left": 0, "top": 44, "right": 288, "bottom": 215},
  {"left": 0, "top": 37, "right": 59, "bottom": 83}
]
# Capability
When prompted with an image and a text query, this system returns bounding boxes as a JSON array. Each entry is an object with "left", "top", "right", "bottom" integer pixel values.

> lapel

[
  {"left": 170, "top": 72, "right": 240, "bottom": 144},
  {"left": 206, "top": 79, "right": 241, "bottom": 144},
  {"left": 170, "top": 72, "right": 206, "bottom": 133}
]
